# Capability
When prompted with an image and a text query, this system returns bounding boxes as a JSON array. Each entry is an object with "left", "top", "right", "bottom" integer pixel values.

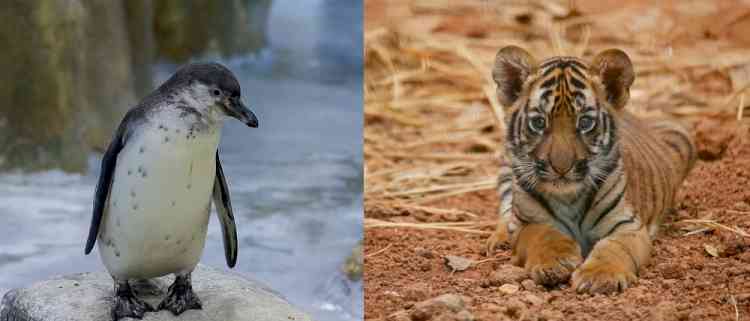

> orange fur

[{"left": 486, "top": 46, "right": 696, "bottom": 294}]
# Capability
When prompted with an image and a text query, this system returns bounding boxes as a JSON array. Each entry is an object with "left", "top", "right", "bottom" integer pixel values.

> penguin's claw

[
  {"left": 112, "top": 282, "right": 154, "bottom": 321},
  {"left": 157, "top": 274, "right": 202, "bottom": 315}
]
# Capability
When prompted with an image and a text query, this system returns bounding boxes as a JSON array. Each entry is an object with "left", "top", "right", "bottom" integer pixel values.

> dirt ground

[
  {"left": 364, "top": 1, "right": 750, "bottom": 320},
  {"left": 365, "top": 124, "right": 750, "bottom": 321}
]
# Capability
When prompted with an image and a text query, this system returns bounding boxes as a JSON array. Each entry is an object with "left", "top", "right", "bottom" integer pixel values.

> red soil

[{"left": 365, "top": 124, "right": 750, "bottom": 321}]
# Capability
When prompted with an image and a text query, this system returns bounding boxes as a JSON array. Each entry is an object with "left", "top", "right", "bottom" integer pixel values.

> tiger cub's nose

[{"left": 549, "top": 158, "right": 574, "bottom": 176}]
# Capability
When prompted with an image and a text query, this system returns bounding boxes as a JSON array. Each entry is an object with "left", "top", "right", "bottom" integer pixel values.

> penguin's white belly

[{"left": 99, "top": 123, "right": 221, "bottom": 280}]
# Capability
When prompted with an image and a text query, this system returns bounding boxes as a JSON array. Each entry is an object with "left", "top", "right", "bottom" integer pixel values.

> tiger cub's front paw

[
  {"left": 572, "top": 258, "right": 637, "bottom": 294},
  {"left": 523, "top": 250, "right": 582, "bottom": 287},
  {"left": 485, "top": 223, "right": 509, "bottom": 256}
]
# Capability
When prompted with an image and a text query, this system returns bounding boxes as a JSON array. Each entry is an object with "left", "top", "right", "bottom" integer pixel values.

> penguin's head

[{"left": 161, "top": 62, "right": 259, "bottom": 128}]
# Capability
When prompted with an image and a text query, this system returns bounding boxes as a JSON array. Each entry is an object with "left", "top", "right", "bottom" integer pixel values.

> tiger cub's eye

[
  {"left": 577, "top": 115, "right": 596, "bottom": 133},
  {"left": 528, "top": 116, "right": 546, "bottom": 132}
]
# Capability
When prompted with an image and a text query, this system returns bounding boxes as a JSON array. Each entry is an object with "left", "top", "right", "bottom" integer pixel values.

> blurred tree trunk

[
  {"left": 0, "top": 0, "right": 273, "bottom": 172},
  {"left": 80, "top": 0, "right": 137, "bottom": 152},
  {"left": 0, "top": 1, "right": 90, "bottom": 172},
  {"left": 153, "top": 0, "right": 272, "bottom": 62},
  {"left": 0, "top": 0, "right": 138, "bottom": 172},
  {"left": 124, "top": 0, "right": 156, "bottom": 98}
]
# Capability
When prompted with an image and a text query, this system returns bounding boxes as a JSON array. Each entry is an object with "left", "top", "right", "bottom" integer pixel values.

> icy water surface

[{"left": 0, "top": 1, "right": 363, "bottom": 320}]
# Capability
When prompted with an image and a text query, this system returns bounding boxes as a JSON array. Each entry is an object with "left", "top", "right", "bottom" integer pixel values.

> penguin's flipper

[
  {"left": 84, "top": 134, "right": 124, "bottom": 254},
  {"left": 85, "top": 121, "right": 128, "bottom": 254},
  {"left": 212, "top": 151, "right": 238, "bottom": 268}
]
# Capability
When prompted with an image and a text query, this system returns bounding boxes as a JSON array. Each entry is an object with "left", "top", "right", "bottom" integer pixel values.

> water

[{"left": 0, "top": 1, "right": 363, "bottom": 320}]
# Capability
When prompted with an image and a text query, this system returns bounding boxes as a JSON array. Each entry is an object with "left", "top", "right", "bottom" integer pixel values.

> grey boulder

[{"left": 0, "top": 264, "right": 313, "bottom": 321}]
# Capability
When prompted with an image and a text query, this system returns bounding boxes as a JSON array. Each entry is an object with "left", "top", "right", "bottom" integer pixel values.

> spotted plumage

[
  {"left": 84, "top": 62, "right": 258, "bottom": 320},
  {"left": 485, "top": 47, "right": 696, "bottom": 294}
]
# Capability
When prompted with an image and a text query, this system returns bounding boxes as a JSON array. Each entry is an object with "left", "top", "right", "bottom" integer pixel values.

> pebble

[
  {"left": 521, "top": 279, "right": 537, "bottom": 291},
  {"left": 498, "top": 284, "right": 519, "bottom": 295},
  {"left": 403, "top": 282, "right": 430, "bottom": 302},
  {"left": 415, "top": 247, "right": 435, "bottom": 259},
  {"left": 491, "top": 264, "right": 528, "bottom": 285},
  {"left": 523, "top": 293, "right": 544, "bottom": 306},
  {"left": 409, "top": 293, "right": 474, "bottom": 321}
]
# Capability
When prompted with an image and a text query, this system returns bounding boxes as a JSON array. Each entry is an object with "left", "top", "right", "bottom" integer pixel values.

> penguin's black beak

[{"left": 226, "top": 97, "right": 258, "bottom": 128}]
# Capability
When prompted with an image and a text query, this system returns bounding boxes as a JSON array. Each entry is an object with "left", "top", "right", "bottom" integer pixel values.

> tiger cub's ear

[
  {"left": 590, "top": 49, "right": 634, "bottom": 110},
  {"left": 493, "top": 46, "right": 536, "bottom": 108}
]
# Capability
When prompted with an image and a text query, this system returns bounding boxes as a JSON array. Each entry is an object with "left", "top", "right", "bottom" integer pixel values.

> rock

[
  {"left": 410, "top": 294, "right": 473, "bottom": 321},
  {"left": 501, "top": 298, "right": 526, "bottom": 319},
  {"left": 490, "top": 265, "right": 528, "bottom": 285},
  {"left": 522, "top": 293, "right": 543, "bottom": 306},
  {"left": 452, "top": 310, "right": 474, "bottom": 321},
  {"left": 520, "top": 279, "right": 537, "bottom": 291},
  {"left": 539, "top": 309, "right": 564, "bottom": 321},
  {"left": 414, "top": 294, "right": 465, "bottom": 312},
  {"left": 415, "top": 247, "right": 435, "bottom": 259},
  {"left": 498, "top": 284, "right": 519, "bottom": 295},
  {"left": 0, "top": 265, "right": 314, "bottom": 321},
  {"left": 403, "top": 282, "right": 431, "bottom": 302},
  {"left": 648, "top": 301, "right": 678, "bottom": 321},
  {"left": 386, "top": 311, "right": 411, "bottom": 321},
  {"left": 656, "top": 262, "right": 684, "bottom": 279}
]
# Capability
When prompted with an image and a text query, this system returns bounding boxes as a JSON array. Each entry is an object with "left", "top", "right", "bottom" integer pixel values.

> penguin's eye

[{"left": 212, "top": 89, "right": 221, "bottom": 97}]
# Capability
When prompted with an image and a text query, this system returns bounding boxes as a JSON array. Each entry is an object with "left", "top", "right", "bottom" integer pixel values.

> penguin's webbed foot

[
  {"left": 158, "top": 273, "right": 202, "bottom": 315},
  {"left": 112, "top": 280, "right": 154, "bottom": 321}
]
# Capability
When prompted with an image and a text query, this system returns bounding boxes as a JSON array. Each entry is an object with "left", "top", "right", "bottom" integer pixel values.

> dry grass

[{"left": 364, "top": 0, "right": 750, "bottom": 234}]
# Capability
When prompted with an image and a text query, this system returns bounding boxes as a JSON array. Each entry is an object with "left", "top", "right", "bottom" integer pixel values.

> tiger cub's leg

[
  {"left": 511, "top": 223, "right": 583, "bottom": 286},
  {"left": 485, "top": 166, "right": 514, "bottom": 255},
  {"left": 572, "top": 226, "right": 651, "bottom": 294}
]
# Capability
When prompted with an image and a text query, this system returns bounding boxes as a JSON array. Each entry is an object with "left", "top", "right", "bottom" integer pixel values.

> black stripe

[
  {"left": 600, "top": 110, "right": 609, "bottom": 144},
  {"left": 540, "top": 76, "right": 558, "bottom": 89},
  {"left": 540, "top": 90, "right": 553, "bottom": 102},
  {"left": 542, "top": 65, "right": 559, "bottom": 76},
  {"left": 577, "top": 186, "right": 599, "bottom": 234},
  {"left": 507, "top": 109, "right": 519, "bottom": 146},
  {"left": 568, "top": 60, "right": 588, "bottom": 71},
  {"left": 605, "top": 113, "right": 617, "bottom": 150},
  {"left": 516, "top": 107, "right": 526, "bottom": 140},
  {"left": 664, "top": 130, "right": 694, "bottom": 162},
  {"left": 539, "top": 59, "right": 561, "bottom": 69},
  {"left": 590, "top": 167, "right": 621, "bottom": 207},
  {"left": 597, "top": 157, "right": 620, "bottom": 188},
  {"left": 603, "top": 216, "right": 635, "bottom": 237},
  {"left": 590, "top": 187, "right": 624, "bottom": 229},
  {"left": 573, "top": 92, "right": 586, "bottom": 104},
  {"left": 569, "top": 76, "right": 586, "bottom": 89},
  {"left": 568, "top": 65, "right": 586, "bottom": 78},
  {"left": 528, "top": 189, "right": 576, "bottom": 238},
  {"left": 663, "top": 140, "right": 687, "bottom": 162}
]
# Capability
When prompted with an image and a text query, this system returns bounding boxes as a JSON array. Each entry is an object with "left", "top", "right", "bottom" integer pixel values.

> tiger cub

[{"left": 484, "top": 46, "right": 696, "bottom": 294}]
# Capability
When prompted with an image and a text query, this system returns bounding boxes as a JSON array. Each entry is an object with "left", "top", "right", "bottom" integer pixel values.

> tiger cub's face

[{"left": 492, "top": 47, "right": 634, "bottom": 196}]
